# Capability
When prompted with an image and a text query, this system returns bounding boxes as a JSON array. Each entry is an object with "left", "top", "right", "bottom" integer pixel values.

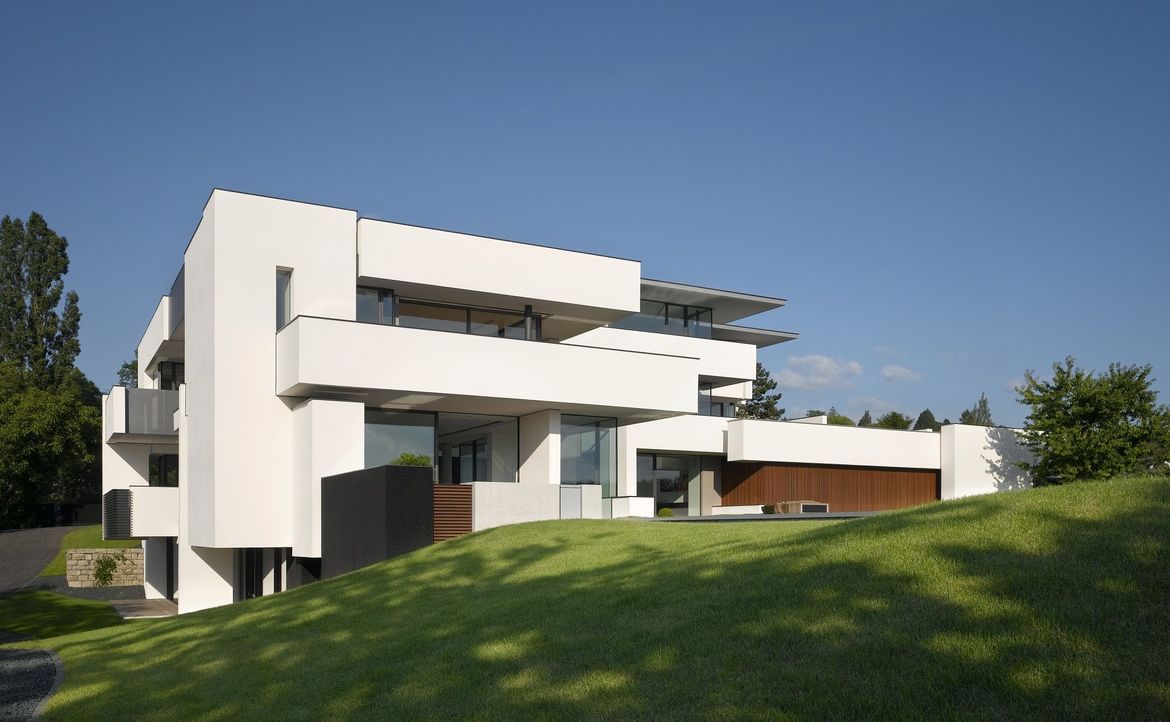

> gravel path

[
  {"left": 0, "top": 649, "right": 61, "bottom": 722},
  {"left": 24, "top": 576, "right": 144, "bottom": 602}
]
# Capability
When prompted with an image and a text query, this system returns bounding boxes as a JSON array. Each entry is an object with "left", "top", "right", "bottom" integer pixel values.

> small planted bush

[
  {"left": 656, "top": 508, "right": 674, "bottom": 517},
  {"left": 391, "top": 452, "right": 432, "bottom": 467},
  {"left": 93, "top": 551, "right": 129, "bottom": 587},
  {"left": 761, "top": 504, "right": 776, "bottom": 514}
]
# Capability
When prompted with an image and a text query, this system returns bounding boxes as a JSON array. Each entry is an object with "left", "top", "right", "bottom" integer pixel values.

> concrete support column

[
  {"left": 291, "top": 399, "right": 364, "bottom": 558},
  {"left": 518, "top": 410, "right": 560, "bottom": 485},
  {"left": 142, "top": 537, "right": 169, "bottom": 600},
  {"left": 616, "top": 424, "right": 639, "bottom": 497}
]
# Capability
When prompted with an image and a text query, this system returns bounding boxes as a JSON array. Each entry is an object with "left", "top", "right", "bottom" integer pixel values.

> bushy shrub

[
  {"left": 656, "top": 508, "right": 674, "bottom": 517},
  {"left": 391, "top": 452, "right": 432, "bottom": 467},
  {"left": 93, "top": 551, "right": 128, "bottom": 587},
  {"left": 761, "top": 504, "right": 776, "bottom": 514}
]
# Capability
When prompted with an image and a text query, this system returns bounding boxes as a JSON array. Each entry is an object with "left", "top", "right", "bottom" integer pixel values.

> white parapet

[
  {"left": 727, "top": 419, "right": 942, "bottom": 469},
  {"left": 276, "top": 317, "right": 699, "bottom": 420},
  {"left": 357, "top": 218, "right": 641, "bottom": 330},
  {"left": 940, "top": 425, "right": 1033, "bottom": 499},
  {"left": 130, "top": 486, "right": 179, "bottom": 538}
]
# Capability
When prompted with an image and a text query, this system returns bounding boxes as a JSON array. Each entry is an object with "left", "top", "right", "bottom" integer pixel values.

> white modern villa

[{"left": 102, "top": 189, "right": 1030, "bottom": 613}]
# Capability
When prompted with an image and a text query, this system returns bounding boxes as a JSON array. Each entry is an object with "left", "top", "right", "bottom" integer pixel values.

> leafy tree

[
  {"left": 857, "top": 410, "right": 874, "bottom": 428},
  {"left": 0, "top": 363, "right": 100, "bottom": 527},
  {"left": 118, "top": 357, "right": 138, "bottom": 388},
  {"left": 1016, "top": 357, "right": 1170, "bottom": 484},
  {"left": 958, "top": 393, "right": 994, "bottom": 426},
  {"left": 913, "top": 408, "right": 941, "bottom": 432},
  {"left": 0, "top": 213, "right": 82, "bottom": 387},
  {"left": 738, "top": 362, "right": 784, "bottom": 420},
  {"left": 826, "top": 406, "right": 854, "bottom": 426},
  {"left": 0, "top": 212, "right": 99, "bottom": 527},
  {"left": 805, "top": 409, "right": 827, "bottom": 418},
  {"left": 875, "top": 411, "right": 913, "bottom": 430}
]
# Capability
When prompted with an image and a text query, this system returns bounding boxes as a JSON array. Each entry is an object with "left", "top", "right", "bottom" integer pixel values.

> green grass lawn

[
  {"left": 39, "top": 524, "right": 139, "bottom": 577},
  {"left": 15, "top": 476, "right": 1170, "bottom": 720},
  {"left": 0, "top": 590, "right": 123, "bottom": 639}
]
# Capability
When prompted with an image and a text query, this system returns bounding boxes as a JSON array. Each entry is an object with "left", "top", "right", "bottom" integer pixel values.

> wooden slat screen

[
  {"left": 433, "top": 484, "right": 473, "bottom": 542},
  {"left": 721, "top": 462, "right": 939, "bottom": 512}
]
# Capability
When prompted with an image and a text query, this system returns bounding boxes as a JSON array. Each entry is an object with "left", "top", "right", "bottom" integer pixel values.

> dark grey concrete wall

[{"left": 320, "top": 465, "right": 434, "bottom": 579}]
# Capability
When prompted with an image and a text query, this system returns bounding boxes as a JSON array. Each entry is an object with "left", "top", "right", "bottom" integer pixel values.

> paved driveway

[{"left": 0, "top": 527, "right": 73, "bottom": 594}]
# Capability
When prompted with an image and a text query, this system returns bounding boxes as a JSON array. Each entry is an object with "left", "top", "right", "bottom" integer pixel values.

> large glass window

[
  {"left": 364, "top": 410, "right": 435, "bottom": 471},
  {"left": 561, "top": 415, "right": 617, "bottom": 497},
  {"left": 637, "top": 453, "right": 699, "bottom": 516},
  {"left": 149, "top": 452, "right": 179, "bottom": 487},
  {"left": 438, "top": 413, "right": 518, "bottom": 483},
  {"left": 357, "top": 287, "right": 395, "bottom": 325},
  {"left": 276, "top": 270, "right": 292, "bottom": 330},
  {"left": 398, "top": 300, "right": 469, "bottom": 333},
  {"left": 611, "top": 299, "right": 712, "bottom": 338},
  {"left": 158, "top": 362, "right": 184, "bottom": 391}
]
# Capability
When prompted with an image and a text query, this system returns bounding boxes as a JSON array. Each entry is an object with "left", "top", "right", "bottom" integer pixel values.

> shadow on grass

[
  {"left": 33, "top": 478, "right": 1170, "bottom": 721},
  {"left": 0, "top": 590, "right": 124, "bottom": 640}
]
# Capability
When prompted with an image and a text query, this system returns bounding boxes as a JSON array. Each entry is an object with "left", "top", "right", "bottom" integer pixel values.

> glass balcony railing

[{"left": 106, "top": 387, "right": 179, "bottom": 438}]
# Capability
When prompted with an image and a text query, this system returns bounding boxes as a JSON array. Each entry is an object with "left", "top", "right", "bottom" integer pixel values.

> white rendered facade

[{"left": 102, "top": 190, "right": 1031, "bottom": 613}]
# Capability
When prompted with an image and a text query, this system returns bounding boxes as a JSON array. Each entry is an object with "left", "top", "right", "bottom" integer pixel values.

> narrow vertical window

[{"left": 276, "top": 269, "right": 292, "bottom": 329}]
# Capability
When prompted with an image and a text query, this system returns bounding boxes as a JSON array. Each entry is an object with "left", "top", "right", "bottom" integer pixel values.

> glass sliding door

[
  {"left": 561, "top": 415, "right": 617, "bottom": 497},
  {"left": 636, "top": 453, "right": 700, "bottom": 516}
]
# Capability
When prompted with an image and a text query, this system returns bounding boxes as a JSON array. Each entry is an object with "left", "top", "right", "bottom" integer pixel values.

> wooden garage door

[{"left": 721, "top": 462, "right": 939, "bottom": 511}]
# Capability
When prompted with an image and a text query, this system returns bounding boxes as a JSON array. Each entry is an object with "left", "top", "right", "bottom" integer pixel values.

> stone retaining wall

[{"left": 66, "top": 548, "right": 144, "bottom": 588}]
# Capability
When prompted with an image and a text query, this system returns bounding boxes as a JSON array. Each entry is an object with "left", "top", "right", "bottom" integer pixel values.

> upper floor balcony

[
  {"left": 104, "top": 387, "right": 180, "bottom": 444},
  {"left": 275, "top": 315, "right": 699, "bottom": 423},
  {"left": 103, "top": 485, "right": 179, "bottom": 539}
]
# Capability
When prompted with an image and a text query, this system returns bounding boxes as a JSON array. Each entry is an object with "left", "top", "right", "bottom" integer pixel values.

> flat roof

[{"left": 640, "top": 278, "right": 787, "bottom": 324}]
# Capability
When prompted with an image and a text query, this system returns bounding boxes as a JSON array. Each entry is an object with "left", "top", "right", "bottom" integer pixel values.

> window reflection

[{"left": 561, "top": 415, "right": 616, "bottom": 497}]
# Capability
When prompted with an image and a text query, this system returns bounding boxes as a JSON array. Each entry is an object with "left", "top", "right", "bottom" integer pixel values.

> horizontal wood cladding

[
  {"left": 433, "top": 484, "right": 473, "bottom": 543},
  {"left": 721, "top": 462, "right": 940, "bottom": 511}
]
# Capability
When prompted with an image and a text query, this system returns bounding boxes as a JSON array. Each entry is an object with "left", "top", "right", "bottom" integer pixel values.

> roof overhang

[
  {"left": 640, "top": 279, "right": 786, "bottom": 324},
  {"left": 711, "top": 324, "right": 799, "bottom": 348}
]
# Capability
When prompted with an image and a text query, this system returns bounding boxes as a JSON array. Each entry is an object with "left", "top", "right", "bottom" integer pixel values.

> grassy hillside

[
  {"left": 16, "top": 477, "right": 1170, "bottom": 721},
  {"left": 39, "top": 524, "right": 139, "bottom": 577}
]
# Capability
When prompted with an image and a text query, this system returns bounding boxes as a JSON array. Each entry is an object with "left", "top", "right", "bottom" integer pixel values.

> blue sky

[{"left": 1, "top": 1, "right": 1167, "bottom": 426}]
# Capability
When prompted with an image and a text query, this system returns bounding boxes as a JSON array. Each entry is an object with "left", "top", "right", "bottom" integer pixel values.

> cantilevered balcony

[
  {"left": 104, "top": 387, "right": 180, "bottom": 444},
  {"left": 276, "top": 316, "right": 699, "bottom": 422},
  {"left": 103, "top": 485, "right": 179, "bottom": 539}
]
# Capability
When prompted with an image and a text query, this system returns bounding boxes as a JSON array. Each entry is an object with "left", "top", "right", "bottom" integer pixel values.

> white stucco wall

[
  {"left": 291, "top": 399, "right": 364, "bottom": 557},
  {"left": 101, "top": 440, "right": 153, "bottom": 493},
  {"left": 609, "top": 496, "right": 655, "bottom": 518},
  {"left": 357, "top": 218, "right": 640, "bottom": 319},
  {"left": 130, "top": 486, "right": 179, "bottom": 537},
  {"left": 616, "top": 415, "right": 729, "bottom": 497},
  {"left": 142, "top": 537, "right": 169, "bottom": 600},
  {"left": 940, "top": 425, "right": 1033, "bottom": 499},
  {"left": 185, "top": 190, "right": 358, "bottom": 548},
  {"left": 471, "top": 482, "right": 561, "bottom": 531},
  {"left": 276, "top": 316, "right": 699, "bottom": 418},
  {"left": 137, "top": 296, "right": 169, "bottom": 380},
  {"left": 728, "top": 419, "right": 942, "bottom": 469}
]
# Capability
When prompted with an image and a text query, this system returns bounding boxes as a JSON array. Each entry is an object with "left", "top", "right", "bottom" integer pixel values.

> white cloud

[
  {"left": 776, "top": 355, "right": 863, "bottom": 390},
  {"left": 880, "top": 365, "right": 922, "bottom": 383}
]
